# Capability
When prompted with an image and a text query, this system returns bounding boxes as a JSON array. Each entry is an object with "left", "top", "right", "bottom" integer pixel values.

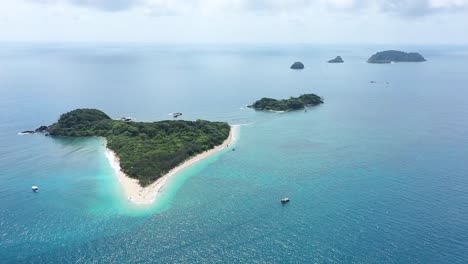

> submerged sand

[{"left": 105, "top": 125, "right": 239, "bottom": 205}]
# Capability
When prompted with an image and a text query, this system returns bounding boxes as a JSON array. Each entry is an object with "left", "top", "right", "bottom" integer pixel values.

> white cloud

[
  {"left": 430, "top": 0, "right": 468, "bottom": 8},
  {"left": 22, "top": 0, "right": 468, "bottom": 15},
  {"left": 323, "top": 0, "right": 358, "bottom": 9},
  {"left": 1, "top": 0, "right": 466, "bottom": 43},
  {"left": 26, "top": 0, "right": 140, "bottom": 11}
]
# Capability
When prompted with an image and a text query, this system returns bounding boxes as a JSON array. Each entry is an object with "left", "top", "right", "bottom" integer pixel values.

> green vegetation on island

[
  {"left": 368, "top": 50, "right": 426, "bottom": 63},
  {"left": 248, "top": 94, "right": 324, "bottom": 112},
  {"left": 48, "top": 109, "right": 230, "bottom": 186}
]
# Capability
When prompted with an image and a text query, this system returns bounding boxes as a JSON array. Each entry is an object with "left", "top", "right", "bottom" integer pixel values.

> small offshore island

[
  {"left": 368, "top": 50, "right": 426, "bottom": 63},
  {"left": 328, "top": 56, "right": 344, "bottom": 63},
  {"left": 45, "top": 109, "right": 236, "bottom": 204},
  {"left": 290, "top": 62, "right": 305, "bottom": 69},
  {"left": 248, "top": 94, "right": 323, "bottom": 112}
]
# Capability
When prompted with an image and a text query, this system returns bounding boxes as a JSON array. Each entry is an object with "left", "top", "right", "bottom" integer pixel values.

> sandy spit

[{"left": 105, "top": 125, "right": 239, "bottom": 205}]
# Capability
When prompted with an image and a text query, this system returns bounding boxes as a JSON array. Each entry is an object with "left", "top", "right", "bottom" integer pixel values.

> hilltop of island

[
  {"left": 328, "top": 56, "right": 344, "bottom": 63},
  {"left": 47, "top": 109, "right": 230, "bottom": 187},
  {"left": 368, "top": 50, "right": 426, "bottom": 63},
  {"left": 248, "top": 94, "right": 323, "bottom": 112}
]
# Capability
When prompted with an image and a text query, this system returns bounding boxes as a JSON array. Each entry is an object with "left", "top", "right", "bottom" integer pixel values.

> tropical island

[
  {"left": 367, "top": 50, "right": 426, "bottom": 63},
  {"left": 328, "top": 56, "right": 344, "bottom": 63},
  {"left": 248, "top": 94, "right": 324, "bottom": 112},
  {"left": 45, "top": 109, "right": 236, "bottom": 204}
]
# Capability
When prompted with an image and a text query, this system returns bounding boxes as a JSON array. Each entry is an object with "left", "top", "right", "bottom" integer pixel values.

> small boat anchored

[
  {"left": 120, "top": 117, "right": 134, "bottom": 122},
  {"left": 172, "top": 112, "right": 183, "bottom": 118},
  {"left": 32, "top": 186, "right": 39, "bottom": 192},
  {"left": 281, "top": 197, "right": 290, "bottom": 204}
]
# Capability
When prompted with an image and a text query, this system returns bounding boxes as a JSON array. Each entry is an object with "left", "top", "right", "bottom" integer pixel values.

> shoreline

[{"left": 105, "top": 125, "right": 239, "bottom": 206}]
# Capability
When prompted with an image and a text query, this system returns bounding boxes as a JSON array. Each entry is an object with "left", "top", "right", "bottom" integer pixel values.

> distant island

[
  {"left": 368, "top": 50, "right": 426, "bottom": 63},
  {"left": 248, "top": 94, "right": 323, "bottom": 112},
  {"left": 328, "top": 56, "right": 344, "bottom": 63},
  {"left": 290, "top": 62, "right": 305, "bottom": 69},
  {"left": 41, "top": 109, "right": 236, "bottom": 204}
]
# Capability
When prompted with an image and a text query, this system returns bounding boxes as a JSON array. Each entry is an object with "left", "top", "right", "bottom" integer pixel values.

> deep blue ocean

[{"left": 1, "top": 44, "right": 468, "bottom": 263}]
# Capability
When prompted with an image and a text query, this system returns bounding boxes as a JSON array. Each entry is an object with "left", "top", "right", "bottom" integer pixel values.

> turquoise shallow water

[{"left": 1, "top": 44, "right": 468, "bottom": 263}]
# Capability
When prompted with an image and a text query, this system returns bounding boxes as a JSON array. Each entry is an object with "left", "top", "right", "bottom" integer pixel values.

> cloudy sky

[{"left": 0, "top": 0, "right": 467, "bottom": 44}]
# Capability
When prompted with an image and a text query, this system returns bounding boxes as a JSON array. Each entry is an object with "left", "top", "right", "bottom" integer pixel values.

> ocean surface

[{"left": 1, "top": 44, "right": 468, "bottom": 263}]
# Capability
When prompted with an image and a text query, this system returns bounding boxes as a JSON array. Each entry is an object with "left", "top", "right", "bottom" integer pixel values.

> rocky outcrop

[
  {"left": 35, "top": 126, "right": 49, "bottom": 133},
  {"left": 20, "top": 125, "right": 50, "bottom": 135},
  {"left": 328, "top": 56, "right": 344, "bottom": 63},
  {"left": 290, "top": 62, "right": 305, "bottom": 70}
]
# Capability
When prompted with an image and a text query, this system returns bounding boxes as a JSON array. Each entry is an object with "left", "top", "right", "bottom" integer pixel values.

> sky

[{"left": 0, "top": 0, "right": 467, "bottom": 44}]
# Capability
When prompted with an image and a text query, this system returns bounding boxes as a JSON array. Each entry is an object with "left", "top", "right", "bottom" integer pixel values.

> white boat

[
  {"left": 32, "top": 186, "right": 39, "bottom": 192},
  {"left": 120, "top": 117, "right": 134, "bottom": 122},
  {"left": 281, "top": 197, "right": 289, "bottom": 203},
  {"left": 172, "top": 112, "right": 183, "bottom": 118}
]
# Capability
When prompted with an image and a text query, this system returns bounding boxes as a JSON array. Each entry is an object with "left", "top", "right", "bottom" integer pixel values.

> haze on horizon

[{"left": 0, "top": 0, "right": 467, "bottom": 44}]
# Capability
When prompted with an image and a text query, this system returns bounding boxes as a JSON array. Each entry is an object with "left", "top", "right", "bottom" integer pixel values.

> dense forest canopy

[
  {"left": 49, "top": 109, "right": 230, "bottom": 186},
  {"left": 248, "top": 94, "right": 324, "bottom": 111}
]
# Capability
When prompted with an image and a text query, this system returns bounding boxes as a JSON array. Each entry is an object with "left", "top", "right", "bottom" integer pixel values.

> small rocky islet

[
  {"left": 328, "top": 56, "right": 344, "bottom": 63},
  {"left": 290, "top": 62, "right": 305, "bottom": 69}
]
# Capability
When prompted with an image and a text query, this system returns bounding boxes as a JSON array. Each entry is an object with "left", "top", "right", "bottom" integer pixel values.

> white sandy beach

[{"left": 105, "top": 125, "right": 239, "bottom": 205}]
